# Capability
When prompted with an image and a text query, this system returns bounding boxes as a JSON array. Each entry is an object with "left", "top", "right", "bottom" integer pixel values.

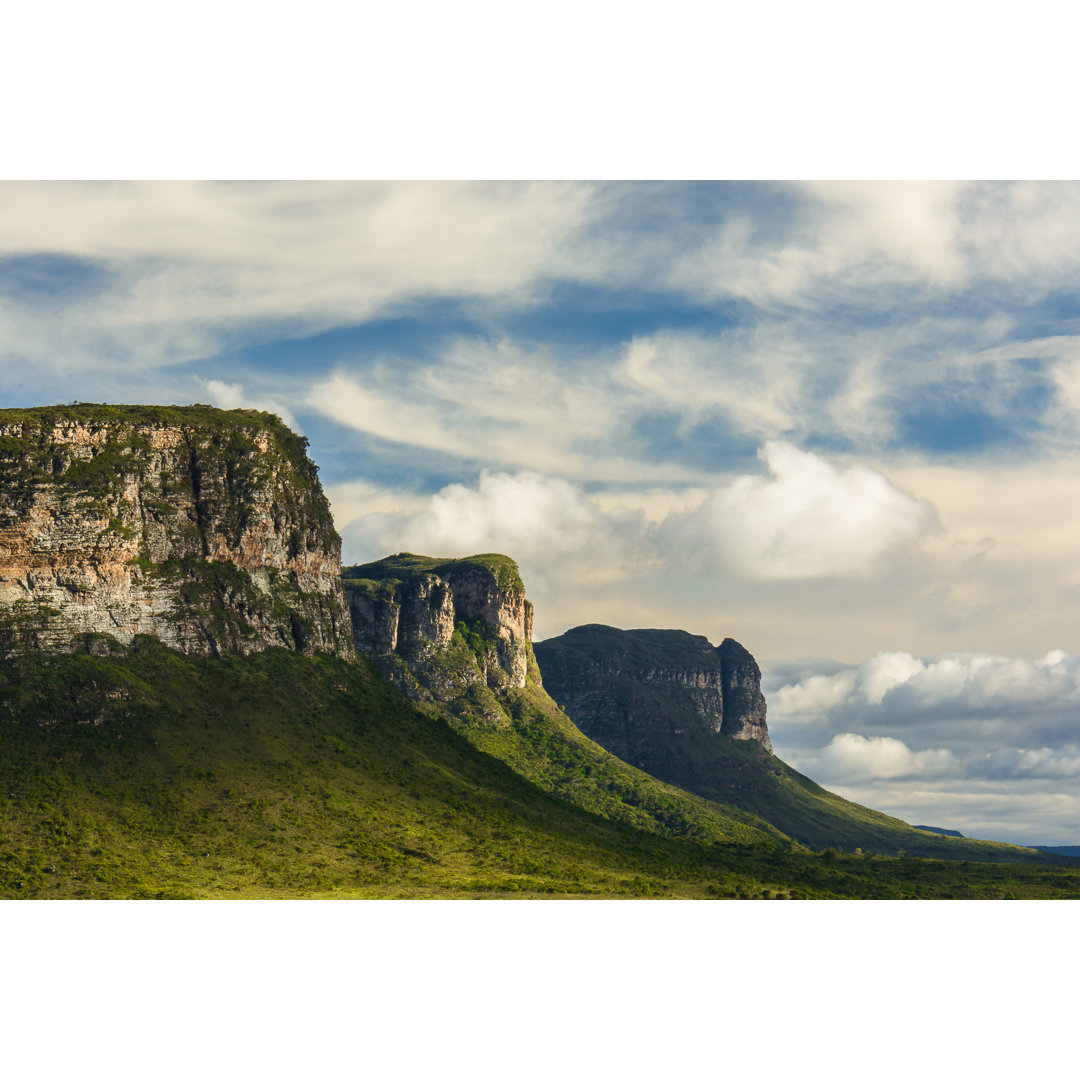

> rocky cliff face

[
  {"left": 532, "top": 625, "right": 773, "bottom": 787},
  {"left": 717, "top": 637, "right": 770, "bottom": 748},
  {"left": 0, "top": 404, "right": 354, "bottom": 660},
  {"left": 342, "top": 553, "right": 795, "bottom": 847},
  {"left": 343, "top": 553, "right": 531, "bottom": 703}
]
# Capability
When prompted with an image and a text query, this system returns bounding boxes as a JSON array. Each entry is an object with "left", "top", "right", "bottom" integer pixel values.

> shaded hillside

[
  {"left": 3, "top": 641, "right": 1079, "bottom": 899},
  {"left": 534, "top": 624, "right": 1047, "bottom": 860}
]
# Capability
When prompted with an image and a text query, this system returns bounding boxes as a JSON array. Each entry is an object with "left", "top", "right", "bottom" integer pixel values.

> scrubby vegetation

[
  {"left": 343, "top": 552, "right": 524, "bottom": 593},
  {"left": 2, "top": 643, "right": 1078, "bottom": 899}
]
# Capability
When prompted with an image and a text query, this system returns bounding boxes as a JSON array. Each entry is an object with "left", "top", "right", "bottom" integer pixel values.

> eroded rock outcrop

[
  {"left": 717, "top": 637, "right": 771, "bottom": 749},
  {"left": 342, "top": 553, "right": 531, "bottom": 702},
  {"left": 0, "top": 404, "right": 354, "bottom": 659},
  {"left": 532, "top": 625, "right": 773, "bottom": 787}
]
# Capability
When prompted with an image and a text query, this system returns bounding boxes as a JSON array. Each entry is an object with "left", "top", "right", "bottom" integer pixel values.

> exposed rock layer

[
  {"left": 342, "top": 553, "right": 530, "bottom": 701},
  {"left": 532, "top": 624, "right": 773, "bottom": 791},
  {"left": 0, "top": 404, "right": 354, "bottom": 659}
]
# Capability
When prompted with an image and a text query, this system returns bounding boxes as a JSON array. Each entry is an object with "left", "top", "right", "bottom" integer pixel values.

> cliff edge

[
  {"left": 342, "top": 553, "right": 788, "bottom": 847},
  {"left": 342, "top": 552, "right": 530, "bottom": 701},
  {"left": 533, "top": 624, "right": 773, "bottom": 762},
  {"left": 0, "top": 404, "right": 354, "bottom": 659}
]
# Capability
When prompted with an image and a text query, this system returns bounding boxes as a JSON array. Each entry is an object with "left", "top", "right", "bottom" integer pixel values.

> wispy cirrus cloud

[{"left": 0, "top": 181, "right": 598, "bottom": 377}]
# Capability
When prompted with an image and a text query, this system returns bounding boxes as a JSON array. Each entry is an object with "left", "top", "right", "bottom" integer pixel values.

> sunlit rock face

[
  {"left": 716, "top": 637, "right": 771, "bottom": 750},
  {"left": 532, "top": 624, "right": 773, "bottom": 786},
  {"left": 0, "top": 405, "right": 355, "bottom": 660},
  {"left": 342, "top": 553, "right": 531, "bottom": 703}
]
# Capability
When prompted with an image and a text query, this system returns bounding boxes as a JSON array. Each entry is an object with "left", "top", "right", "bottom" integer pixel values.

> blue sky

[{"left": 4, "top": 180, "right": 1080, "bottom": 843}]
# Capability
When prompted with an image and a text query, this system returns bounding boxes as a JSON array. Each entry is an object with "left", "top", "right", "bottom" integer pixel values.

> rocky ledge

[
  {"left": 342, "top": 553, "right": 531, "bottom": 702},
  {"left": 0, "top": 404, "right": 354, "bottom": 659},
  {"left": 532, "top": 624, "right": 773, "bottom": 776}
]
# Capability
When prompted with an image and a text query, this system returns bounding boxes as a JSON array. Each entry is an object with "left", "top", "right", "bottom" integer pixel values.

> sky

[{"left": 3, "top": 179, "right": 1080, "bottom": 844}]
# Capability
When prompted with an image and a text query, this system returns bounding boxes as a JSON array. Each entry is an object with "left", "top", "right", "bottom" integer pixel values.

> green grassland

[{"left": 4, "top": 641, "right": 1078, "bottom": 899}]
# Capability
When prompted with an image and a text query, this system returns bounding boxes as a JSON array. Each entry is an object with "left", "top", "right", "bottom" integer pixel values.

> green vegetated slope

[
  {"left": 344, "top": 557, "right": 1049, "bottom": 866},
  {"left": 347, "top": 551, "right": 524, "bottom": 591},
  {"left": 437, "top": 649, "right": 790, "bottom": 848},
  {"left": 3, "top": 641, "right": 1080, "bottom": 899},
  {"left": 342, "top": 556, "right": 789, "bottom": 850},
  {"left": 534, "top": 624, "right": 1049, "bottom": 862}
]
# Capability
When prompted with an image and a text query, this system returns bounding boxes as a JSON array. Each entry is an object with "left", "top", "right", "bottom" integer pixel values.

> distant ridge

[
  {"left": 915, "top": 825, "right": 965, "bottom": 838},
  {"left": 533, "top": 624, "right": 1049, "bottom": 860}
]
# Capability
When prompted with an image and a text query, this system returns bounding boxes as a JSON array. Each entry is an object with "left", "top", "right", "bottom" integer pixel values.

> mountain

[
  {"left": 344, "top": 559, "right": 1044, "bottom": 862},
  {"left": 533, "top": 624, "right": 1039, "bottom": 859},
  {"left": 342, "top": 554, "right": 789, "bottom": 848},
  {"left": 0, "top": 404, "right": 353, "bottom": 660},
  {"left": 530, "top": 624, "right": 772, "bottom": 781}
]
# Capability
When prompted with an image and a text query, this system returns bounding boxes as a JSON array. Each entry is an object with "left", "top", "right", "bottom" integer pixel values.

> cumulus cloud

[
  {"left": 817, "top": 733, "right": 955, "bottom": 782},
  {"left": 335, "top": 444, "right": 940, "bottom": 594},
  {"left": 770, "top": 647, "right": 1080, "bottom": 734},
  {"left": 337, "top": 469, "right": 654, "bottom": 612},
  {"left": 344, "top": 470, "right": 616, "bottom": 564},
  {"left": 765, "top": 646, "right": 1080, "bottom": 841},
  {"left": 670, "top": 442, "right": 938, "bottom": 580}
]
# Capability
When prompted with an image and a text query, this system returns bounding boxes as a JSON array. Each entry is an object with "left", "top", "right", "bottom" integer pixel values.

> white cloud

[
  {"left": 665, "top": 181, "right": 1080, "bottom": 308},
  {"left": 768, "top": 647, "right": 1080, "bottom": 843},
  {"left": 196, "top": 378, "right": 299, "bottom": 432},
  {"left": 336, "top": 445, "right": 941, "bottom": 599},
  {"left": 338, "top": 468, "right": 648, "bottom": 585},
  {"left": 351, "top": 470, "right": 613, "bottom": 563},
  {"left": 770, "top": 647, "right": 1080, "bottom": 734},
  {"left": 818, "top": 733, "right": 955, "bottom": 781},
  {"left": 677, "top": 442, "right": 937, "bottom": 580},
  {"left": 618, "top": 332, "right": 801, "bottom": 439},
  {"left": 665, "top": 181, "right": 971, "bottom": 305},
  {"left": 0, "top": 181, "right": 597, "bottom": 372},
  {"left": 306, "top": 352, "right": 716, "bottom": 485}
]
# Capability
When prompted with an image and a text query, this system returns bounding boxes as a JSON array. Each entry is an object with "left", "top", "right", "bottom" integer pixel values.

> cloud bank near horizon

[{"left": 764, "top": 648, "right": 1080, "bottom": 844}]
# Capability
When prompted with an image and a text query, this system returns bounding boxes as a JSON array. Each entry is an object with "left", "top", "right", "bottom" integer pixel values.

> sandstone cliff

[
  {"left": 0, "top": 404, "right": 354, "bottom": 660},
  {"left": 532, "top": 625, "right": 773, "bottom": 791},
  {"left": 342, "top": 553, "right": 786, "bottom": 847},
  {"left": 342, "top": 553, "right": 530, "bottom": 703}
]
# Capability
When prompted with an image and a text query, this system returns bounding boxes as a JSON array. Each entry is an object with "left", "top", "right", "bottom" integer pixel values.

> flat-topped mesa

[
  {"left": 0, "top": 404, "right": 354, "bottom": 660},
  {"left": 342, "top": 553, "right": 532, "bottom": 701},
  {"left": 533, "top": 624, "right": 773, "bottom": 762}
]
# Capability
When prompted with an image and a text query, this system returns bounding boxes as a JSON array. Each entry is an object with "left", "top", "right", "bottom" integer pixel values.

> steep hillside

[
  {"left": 0, "top": 404, "right": 354, "bottom": 660},
  {"left": 342, "top": 554, "right": 789, "bottom": 848},
  {"left": 534, "top": 624, "right": 1045, "bottom": 860}
]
